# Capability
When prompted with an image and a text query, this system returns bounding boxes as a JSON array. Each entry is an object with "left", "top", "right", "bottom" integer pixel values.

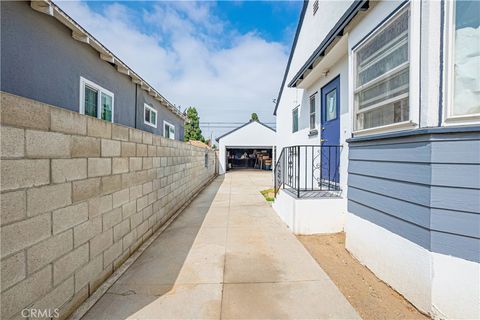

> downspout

[
  {"left": 134, "top": 84, "right": 138, "bottom": 129},
  {"left": 437, "top": 0, "right": 445, "bottom": 127}
]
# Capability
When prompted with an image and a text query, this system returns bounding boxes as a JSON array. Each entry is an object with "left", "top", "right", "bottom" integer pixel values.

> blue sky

[{"left": 57, "top": 1, "right": 303, "bottom": 140}]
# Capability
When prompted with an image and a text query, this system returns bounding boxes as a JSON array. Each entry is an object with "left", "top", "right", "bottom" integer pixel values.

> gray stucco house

[{"left": 1, "top": 0, "right": 185, "bottom": 140}]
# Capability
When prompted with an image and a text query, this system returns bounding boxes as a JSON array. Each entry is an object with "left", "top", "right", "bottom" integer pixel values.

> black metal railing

[{"left": 274, "top": 145, "right": 342, "bottom": 198}]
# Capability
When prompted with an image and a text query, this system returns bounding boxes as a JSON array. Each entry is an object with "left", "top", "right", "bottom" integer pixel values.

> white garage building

[{"left": 216, "top": 120, "right": 276, "bottom": 175}]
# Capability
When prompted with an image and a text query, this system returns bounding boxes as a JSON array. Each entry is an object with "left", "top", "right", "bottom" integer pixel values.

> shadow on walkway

[
  {"left": 82, "top": 176, "right": 225, "bottom": 319},
  {"left": 82, "top": 171, "right": 359, "bottom": 319}
]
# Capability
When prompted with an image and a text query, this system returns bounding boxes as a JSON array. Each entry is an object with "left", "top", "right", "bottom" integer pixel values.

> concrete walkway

[{"left": 83, "top": 170, "right": 359, "bottom": 319}]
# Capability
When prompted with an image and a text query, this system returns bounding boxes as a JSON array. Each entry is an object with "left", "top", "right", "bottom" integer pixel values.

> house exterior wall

[
  {"left": 346, "top": 129, "right": 480, "bottom": 318},
  {"left": 286, "top": 0, "right": 354, "bottom": 82},
  {"left": 348, "top": 130, "right": 479, "bottom": 259},
  {"left": 218, "top": 121, "right": 276, "bottom": 175},
  {"left": 274, "top": 0, "right": 479, "bottom": 318},
  {"left": 0, "top": 1, "right": 184, "bottom": 140},
  {"left": 136, "top": 90, "right": 185, "bottom": 141},
  {"left": 0, "top": 92, "right": 216, "bottom": 320}
]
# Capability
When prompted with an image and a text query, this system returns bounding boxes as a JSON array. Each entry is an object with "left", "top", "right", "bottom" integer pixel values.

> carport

[{"left": 216, "top": 120, "right": 276, "bottom": 175}]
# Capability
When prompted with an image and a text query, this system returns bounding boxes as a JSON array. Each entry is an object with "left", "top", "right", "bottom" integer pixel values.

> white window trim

[
  {"left": 143, "top": 104, "right": 158, "bottom": 128},
  {"left": 79, "top": 77, "right": 114, "bottom": 123},
  {"left": 351, "top": 2, "right": 420, "bottom": 136},
  {"left": 163, "top": 120, "right": 175, "bottom": 140},
  {"left": 292, "top": 106, "right": 299, "bottom": 133},
  {"left": 309, "top": 93, "right": 317, "bottom": 130},
  {"left": 443, "top": 1, "right": 480, "bottom": 126}
]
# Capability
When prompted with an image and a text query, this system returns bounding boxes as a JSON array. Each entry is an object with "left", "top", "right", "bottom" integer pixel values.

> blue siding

[
  {"left": 430, "top": 231, "right": 480, "bottom": 262},
  {"left": 349, "top": 142, "right": 431, "bottom": 163},
  {"left": 431, "top": 140, "right": 480, "bottom": 164},
  {"left": 431, "top": 208, "right": 479, "bottom": 239},
  {"left": 349, "top": 160, "right": 431, "bottom": 185},
  {"left": 348, "top": 187, "right": 430, "bottom": 228},
  {"left": 348, "top": 129, "right": 480, "bottom": 263},
  {"left": 347, "top": 200, "right": 431, "bottom": 249},
  {"left": 431, "top": 163, "right": 480, "bottom": 188},
  {"left": 348, "top": 174, "right": 431, "bottom": 206}
]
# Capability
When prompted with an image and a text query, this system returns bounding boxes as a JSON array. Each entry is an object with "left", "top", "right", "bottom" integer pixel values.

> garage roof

[{"left": 215, "top": 120, "right": 276, "bottom": 142}]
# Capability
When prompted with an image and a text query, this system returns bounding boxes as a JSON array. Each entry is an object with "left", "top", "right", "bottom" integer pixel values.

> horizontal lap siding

[
  {"left": 349, "top": 160, "right": 431, "bottom": 184},
  {"left": 431, "top": 209, "right": 479, "bottom": 239},
  {"left": 431, "top": 231, "right": 480, "bottom": 262},
  {"left": 348, "top": 141, "right": 431, "bottom": 163},
  {"left": 347, "top": 200, "right": 431, "bottom": 249},
  {"left": 348, "top": 174, "right": 431, "bottom": 206},
  {"left": 348, "top": 187, "right": 430, "bottom": 228},
  {"left": 348, "top": 131, "right": 480, "bottom": 263},
  {"left": 431, "top": 139, "right": 480, "bottom": 164},
  {"left": 431, "top": 163, "right": 479, "bottom": 188}
]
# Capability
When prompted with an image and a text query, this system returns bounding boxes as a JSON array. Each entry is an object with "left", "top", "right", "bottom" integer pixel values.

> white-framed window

[
  {"left": 353, "top": 4, "right": 417, "bottom": 134},
  {"left": 79, "top": 77, "right": 114, "bottom": 122},
  {"left": 309, "top": 93, "right": 317, "bottom": 130},
  {"left": 313, "top": 0, "right": 319, "bottom": 15},
  {"left": 163, "top": 121, "right": 175, "bottom": 140},
  {"left": 444, "top": 0, "right": 480, "bottom": 124},
  {"left": 143, "top": 104, "right": 157, "bottom": 128},
  {"left": 292, "top": 107, "right": 299, "bottom": 133}
]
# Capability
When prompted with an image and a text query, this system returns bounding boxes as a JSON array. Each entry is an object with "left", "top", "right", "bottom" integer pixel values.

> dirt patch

[{"left": 298, "top": 233, "right": 430, "bottom": 320}]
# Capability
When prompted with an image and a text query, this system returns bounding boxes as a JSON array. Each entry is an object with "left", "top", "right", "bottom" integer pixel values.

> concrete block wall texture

[{"left": 0, "top": 92, "right": 216, "bottom": 320}]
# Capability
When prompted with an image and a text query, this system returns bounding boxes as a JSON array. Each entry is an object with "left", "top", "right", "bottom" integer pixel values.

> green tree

[
  {"left": 250, "top": 113, "right": 259, "bottom": 121},
  {"left": 184, "top": 107, "right": 204, "bottom": 142}
]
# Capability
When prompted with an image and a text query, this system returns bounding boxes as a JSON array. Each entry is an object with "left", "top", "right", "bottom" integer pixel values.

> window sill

[
  {"left": 308, "top": 129, "right": 318, "bottom": 137},
  {"left": 347, "top": 125, "right": 480, "bottom": 143},
  {"left": 352, "top": 120, "right": 416, "bottom": 137},
  {"left": 443, "top": 113, "right": 480, "bottom": 127},
  {"left": 144, "top": 121, "right": 157, "bottom": 128}
]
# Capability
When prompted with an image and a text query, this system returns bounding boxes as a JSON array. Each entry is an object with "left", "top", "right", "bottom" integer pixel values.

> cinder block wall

[{"left": 0, "top": 92, "right": 216, "bottom": 320}]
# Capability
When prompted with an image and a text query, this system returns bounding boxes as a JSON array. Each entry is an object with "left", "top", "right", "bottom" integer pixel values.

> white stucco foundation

[
  {"left": 345, "top": 212, "right": 480, "bottom": 319},
  {"left": 272, "top": 190, "right": 346, "bottom": 235},
  {"left": 431, "top": 252, "right": 480, "bottom": 319},
  {"left": 345, "top": 213, "right": 432, "bottom": 313}
]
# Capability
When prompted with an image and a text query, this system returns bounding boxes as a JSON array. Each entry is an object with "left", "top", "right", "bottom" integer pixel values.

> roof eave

[
  {"left": 31, "top": 0, "right": 187, "bottom": 121},
  {"left": 287, "top": 0, "right": 369, "bottom": 89},
  {"left": 273, "top": 0, "right": 309, "bottom": 116},
  {"left": 215, "top": 120, "right": 275, "bottom": 142}
]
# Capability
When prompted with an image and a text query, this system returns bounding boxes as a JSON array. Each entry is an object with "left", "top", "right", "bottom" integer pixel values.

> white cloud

[{"left": 57, "top": 1, "right": 287, "bottom": 138}]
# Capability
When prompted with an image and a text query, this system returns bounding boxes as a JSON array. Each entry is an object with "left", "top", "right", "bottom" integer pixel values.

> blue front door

[{"left": 320, "top": 76, "right": 340, "bottom": 186}]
